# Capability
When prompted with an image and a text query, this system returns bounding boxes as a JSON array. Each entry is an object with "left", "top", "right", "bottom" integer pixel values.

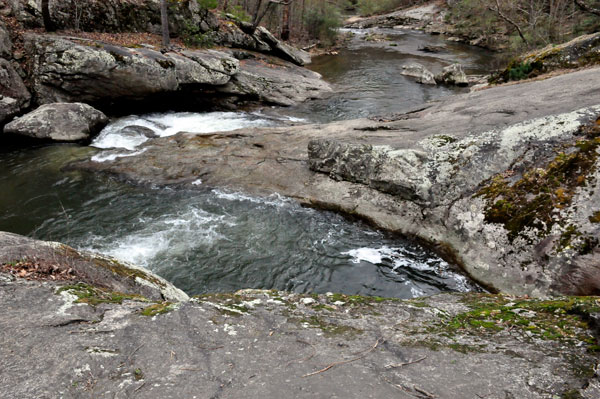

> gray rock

[
  {"left": 217, "top": 56, "right": 331, "bottom": 106},
  {"left": 0, "top": 18, "right": 11, "bottom": 57},
  {"left": 0, "top": 283, "right": 596, "bottom": 398},
  {"left": 400, "top": 63, "right": 436, "bottom": 85},
  {"left": 25, "top": 34, "right": 239, "bottom": 104},
  {"left": 71, "top": 67, "right": 600, "bottom": 297},
  {"left": 435, "top": 63, "right": 468, "bottom": 86},
  {"left": 0, "top": 231, "right": 188, "bottom": 301},
  {"left": 0, "top": 58, "right": 30, "bottom": 125},
  {"left": 4, "top": 103, "right": 108, "bottom": 141}
]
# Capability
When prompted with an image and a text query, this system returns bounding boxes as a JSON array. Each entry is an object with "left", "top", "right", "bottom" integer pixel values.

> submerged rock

[
  {"left": 4, "top": 103, "right": 108, "bottom": 142},
  {"left": 400, "top": 63, "right": 436, "bottom": 85}
]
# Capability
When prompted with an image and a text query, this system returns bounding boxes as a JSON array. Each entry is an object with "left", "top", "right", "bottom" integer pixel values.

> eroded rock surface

[
  {"left": 4, "top": 102, "right": 108, "bottom": 141},
  {"left": 0, "top": 231, "right": 188, "bottom": 301},
  {"left": 0, "top": 277, "right": 597, "bottom": 399},
  {"left": 23, "top": 34, "right": 326, "bottom": 108},
  {"left": 73, "top": 67, "right": 600, "bottom": 296}
]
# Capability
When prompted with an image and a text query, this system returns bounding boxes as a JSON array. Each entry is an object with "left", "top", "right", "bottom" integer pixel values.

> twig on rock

[
  {"left": 301, "top": 338, "right": 382, "bottom": 378},
  {"left": 385, "top": 356, "right": 427, "bottom": 369}
]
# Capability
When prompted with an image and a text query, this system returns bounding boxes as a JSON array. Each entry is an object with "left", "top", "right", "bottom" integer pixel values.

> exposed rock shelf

[
  {"left": 1, "top": 264, "right": 598, "bottom": 398},
  {"left": 72, "top": 67, "right": 600, "bottom": 297}
]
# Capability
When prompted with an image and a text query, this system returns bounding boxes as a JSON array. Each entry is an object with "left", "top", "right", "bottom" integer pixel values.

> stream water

[{"left": 0, "top": 29, "right": 497, "bottom": 298}]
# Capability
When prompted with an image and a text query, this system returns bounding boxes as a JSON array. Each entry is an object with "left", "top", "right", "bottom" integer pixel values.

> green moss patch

[
  {"left": 478, "top": 120, "right": 600, "bottom": 251},
  {"left": 140, "top": 301, "right": 174, "bottom": 317},
  {"left": 433, "top": 294, "right": 600, "bottom": 349},
  {"left": 57, "top": 283, "right": 146, "bottom": 306},
  {"left": 298, "top": 315, "right": 364, "bottom": 337},
  {"left": 589, "top": 211, "right": 600, "bottom": 223}
]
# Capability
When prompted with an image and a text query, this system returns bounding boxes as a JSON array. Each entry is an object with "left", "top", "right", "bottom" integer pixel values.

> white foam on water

[
  {"left": 91, "top": 149, "right": 148, "bottom": 163},
  {"left": 83, "top": 207, "right": 235, "bottom": 269},
  {"left": 342, "top": 246, "right": 473, "bottom": 293},
  {"left": 342, "top": 247, "right": 394, "bottom": 264},
  {"left": 92, "top": 112, "right": 273, "bottom": 151},
  {"left": 211, "top": 189, "right": 292, "bottom": 208}
]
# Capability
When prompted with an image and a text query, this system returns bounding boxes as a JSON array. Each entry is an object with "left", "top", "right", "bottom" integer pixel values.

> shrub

[
  {"left": 181, "top": 19, "right": 215, "bottom": 48},
  {"left": 305, "top": 4, "right": 342, "bottom": 45}
]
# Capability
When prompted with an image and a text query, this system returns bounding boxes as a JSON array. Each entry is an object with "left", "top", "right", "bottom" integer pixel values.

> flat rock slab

[{"left": 0, "top": 276, "right": 598, "bottom": 398}]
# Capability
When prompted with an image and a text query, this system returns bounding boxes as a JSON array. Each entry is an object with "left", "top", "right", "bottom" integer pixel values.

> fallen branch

[
  {"left": 302, "top": 338, "right": 382, "bottom": 378},
  {"left": 575, "top": 0, "right": 600, "bottom": 17},
  {"left": 285, "top": 340, "right": 317, "bottom": 367},
  {"left": 414, "top": 385, "right": 436, "bottom": 398},
  {"left": 385, "top": 356, "right": 427, "bottom": 369}
]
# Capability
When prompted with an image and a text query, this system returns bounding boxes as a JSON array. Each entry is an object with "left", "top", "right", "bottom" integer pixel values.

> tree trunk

[
  {"left": 281, "top": 2, "right": 290, "bottom": 40},
  {"left": 41, "top": 0, "right": 56, "bottom": 32},
  {"left": 160, "top": 0, "right": 170, "bottom": 49}
]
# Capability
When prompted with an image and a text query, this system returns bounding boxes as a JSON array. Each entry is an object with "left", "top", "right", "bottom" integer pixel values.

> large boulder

[
  {"left": 400, "top": 63, "right": 436, "bottom": 85},
  {"left": 435, "top": 63, "right": 469, "bottom": 86},
  {"left": 4, "top": 102, "right": 108, "bottom": 141},
  {"left": 0, "top": 58, "right": 30, "bottom": 125},
  {"left": 25, "top": 34, "right": 239, "bottom": 104},
  {"left": 0, "top": 231, "right": 188, "bottom": 301}
]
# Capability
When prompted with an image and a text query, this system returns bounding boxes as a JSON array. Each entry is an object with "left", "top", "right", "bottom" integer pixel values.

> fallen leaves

[{"left": 1, "top": 259, "right": 78, "bottom": 281}]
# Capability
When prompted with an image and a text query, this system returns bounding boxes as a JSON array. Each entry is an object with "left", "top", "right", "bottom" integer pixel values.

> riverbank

[
  {"left": 71, "top": 66, "right": 600, "bottom": 297},
  {"left": 1, "top": 234, "right": 599, "bottom": 398}
]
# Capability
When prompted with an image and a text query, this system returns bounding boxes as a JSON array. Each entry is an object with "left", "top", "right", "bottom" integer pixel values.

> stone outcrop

[
  {"left": 495, "top": 31, "right": 600, "bottom": 83},
  {"left": 24, "top": 34, "right": 238, "bottom": 104},
  {"left": 0, "top": 231, "right": 188, "bottom": 301},
  {"left": 0, "top": 275, "right": 598, "bottom": 398},
  {"left": 0, "top": 58, "right": 30, "bottom": 125},
  {"left": 217, "top": 53, "right": 330, "bottom": 106},
  {"left": 23, "top": 34, "right": 325, "bottom": 108},
  {"left": 4, "top": 102, "right": 108, "bottom": 141},
  {"left": 71, "top": 67, "right": 600, "bottom": 297},
  {"left": 400, "top": 63, "right": 436, "bottom": 85}
]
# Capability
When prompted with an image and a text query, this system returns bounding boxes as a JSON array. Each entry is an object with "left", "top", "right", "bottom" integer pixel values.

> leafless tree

[{"left": 161, "top": 0, "right": 170, "bottom": 49}]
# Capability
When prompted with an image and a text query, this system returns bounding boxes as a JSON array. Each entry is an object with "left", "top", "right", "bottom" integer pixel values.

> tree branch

[
  {"left": 574, "top": 0, "right": 600, "bottom": 17},
  {"left": 489, "top": 0, "right": 528, "bottom": 45}
]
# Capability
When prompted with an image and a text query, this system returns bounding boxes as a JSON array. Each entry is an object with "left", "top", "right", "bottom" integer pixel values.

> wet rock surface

[
  {"left": 72, "top": 67, "right": 600, "bottom": 297},
  {"left": 4, "top": 102, "right": 108, "bottom": 142},
  {"left": 0, "top": 274, "right": 598, "bottom": 399}
]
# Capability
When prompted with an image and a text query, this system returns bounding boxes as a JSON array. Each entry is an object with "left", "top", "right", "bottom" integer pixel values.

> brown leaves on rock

[{"left": 1, "top": 259, "right": 78, "bottom": 281}]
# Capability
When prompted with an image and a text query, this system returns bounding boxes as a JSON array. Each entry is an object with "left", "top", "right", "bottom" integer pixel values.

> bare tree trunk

[
  {"left": 281, "top": 2, "right": 291, "bottom": 40},
  {"left": 574, "top": 0, "right": 600, "bottom": 16},
  {"left": 42, "top": 0, "right": 57, "bottom": 32},
  {"left": 160, "top": 0, "right": 170, "bottom": 49},
  {"left": 489, "top": 0, "right": 528, "bottom": 45}
]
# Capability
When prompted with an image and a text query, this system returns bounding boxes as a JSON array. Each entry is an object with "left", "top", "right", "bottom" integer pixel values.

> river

[{"left": 0, "top": 28, "right": 498, "bottom": 298}]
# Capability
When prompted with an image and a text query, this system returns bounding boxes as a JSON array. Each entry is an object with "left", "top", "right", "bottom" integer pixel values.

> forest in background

[{"left": 207, "top": 0, "right": 600, "bottom": 51}]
